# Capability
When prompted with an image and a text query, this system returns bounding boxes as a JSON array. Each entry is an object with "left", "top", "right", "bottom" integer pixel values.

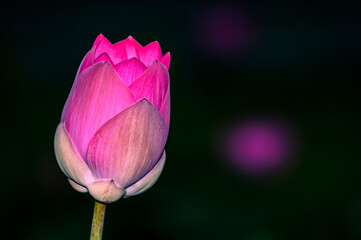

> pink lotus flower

[{"left": 54, "top": 34, "right": 170, "bottom": 203}]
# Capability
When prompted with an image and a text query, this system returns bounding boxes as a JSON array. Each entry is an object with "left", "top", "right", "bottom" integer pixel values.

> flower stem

[{"left": 90, "top": 201, "right": 106, "bottom": 240}]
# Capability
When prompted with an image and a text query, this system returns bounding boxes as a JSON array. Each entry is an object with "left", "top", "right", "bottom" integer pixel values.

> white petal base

[
  {"left": 124, "top": 150, "right": 166, "bottom": 197},
  {"left": 69, "top": 179, "right": 88, "bottom": 193},
  {"left": 55, "top": 122, "right": 164, "bottom": 202},
  {"left": 87, "top": 180, "right": 125, "bottom": 203},
  {"left": 54, "top": 122, "right": 96, "bottom": 185}
]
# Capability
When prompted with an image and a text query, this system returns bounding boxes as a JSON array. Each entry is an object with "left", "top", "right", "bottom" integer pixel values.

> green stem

[{"left": 90, "top": 201, "right": 106, "bottom": 240}]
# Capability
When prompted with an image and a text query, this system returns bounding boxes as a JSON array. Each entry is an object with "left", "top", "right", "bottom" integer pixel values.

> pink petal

[
  {"left": 93, "top": 34, "right": 113, "bottom": 60},
  {"left": 61, "top": 89, "right": 74, "bottom": 123},
  {"left": 92, "top": 34, "right": 107, "bottom": 48},
  {"left": 86, "top": 99, "right": 168, "bottom": 188},
  {"left": 129, "top": 60, "right": 170, "bottom": 115},
  {"left": 161, "top": 52, "right": 171, "bottom": 70},
  {"left": 77, "top": 46, "right": 97, "bottom": 75},
  {"left": 125, "top": 43, "right": 139, "bottom": 59},
  {"left": 114, "top": 36, "right": 142, "bottom": 61},
  {"left": 93, "top": 52, "right": 115, "bottom": 67},
  {"left": 54, "top": 122, "right": 96, "bottom": 187},
  {"left": 111, "top": 42, "right": 127, "bottom": 64},
  {"left": 139, "top": 41, "right": 163, "bottom": 66},
  {"left": 125, "top": 150, "right": 166, "bottom": 197},
  {"left": 64, "top": 62, "right": 135, "bottom": 159},
  {"left": 93, "top": 35, "right": 129, "bottom": 65},
  {"left": 160, "top": 87, "right": 171, "bottom": 129},
  {"left": 123, "top": 36, "right": 142, "bottom": 59},
  {"left": 61, "top": 46, "right": 97, "bottom": 121},
  {"left": 114, "top": 58, "right": 147, "bottom": 86}
]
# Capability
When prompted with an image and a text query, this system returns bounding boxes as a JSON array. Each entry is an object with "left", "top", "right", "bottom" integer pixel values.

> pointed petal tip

[
  {"left": 123, "top": 35, "right": 143, "bottom": 46},
  {"left": 150, "top": 59, "right": 170, "bottom": 74},
  {"left": 102, "top": 59, "right": 112, "bottom": 67},
  {"left": 129, "top": 60, "right": 170, "bottom": 113},
  {"left": 113, "top": 57, "right": 147, "bottom": 86},
  {"left": 136, "top": 97, "right": 157, "bottom": 109},
  {"left": 103, "top": 59, "right": 114, "bottom": 68},
  {"left": 130, "top": 98, "right": 160, "bottom": 114},
  {"left": 80, "top": 60, "right": 114, "bottom": 77},
  {"left": 149, "top": 59, "right": 168, "bottom": 70},
  {"left": 93, "top": 52, "right": 116, "bottom": 67},
  {"left": 126, "top": 35, "right": 141, "bottom": 45},
  {"left": 149, "top": 40, "right": 160, "bottom": 47},
  {"left": 161, "top": 52, "right": 171, "bottom": 70},
  {"left": 93, "top": 34, "right": 107, "bottom": 46}
]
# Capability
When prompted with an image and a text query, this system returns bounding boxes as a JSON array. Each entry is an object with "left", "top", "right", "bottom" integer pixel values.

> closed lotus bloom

[{"left": 54, "top": 34, "right": 170, "bottom": 203}]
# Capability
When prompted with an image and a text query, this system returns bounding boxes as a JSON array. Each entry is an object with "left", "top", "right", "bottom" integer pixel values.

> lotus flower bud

[{"left": 54, "top": 34, "right": 170, "bottom": 203}]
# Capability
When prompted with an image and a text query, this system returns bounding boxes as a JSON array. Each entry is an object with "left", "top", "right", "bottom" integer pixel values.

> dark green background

[{"left": 1, "top": 1, "right": 361, "bottom": 239}]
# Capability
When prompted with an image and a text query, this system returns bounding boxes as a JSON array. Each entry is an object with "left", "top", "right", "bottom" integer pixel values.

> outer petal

[
  {"left": 114, "top": 58, "right": 147, "bottom": 86},
  {"left": 129, "top": 60, "right": 169, "bottom": 115},
  {"left": 159, "top": 87, "right": 170, "bottom": 129},
  {"left": 139, "top": 41, "right": 163, "bottom": 67},
  {"left": 64, "top": 62, "right": 135, "bottom": 159},
  {"left": 86, "top": 99, "right": 168, "bottom": 188},
  {"left": 124, "top": 150, "right": 166, "bottom": 197},
  {"left": 161, "top": 52, "right": 171, "bottom": 70},
  {"left": 77, "top": 46, "right": 96, "bottom": 75},
  {"left": 61, "top": 46, "right": 96, "bottom": 122},
  {"left": 54, "top": 122, "right": 95, "bottom": 187},
  {"left": 69, "top": 179, "right": 88, "bottom": 192}
]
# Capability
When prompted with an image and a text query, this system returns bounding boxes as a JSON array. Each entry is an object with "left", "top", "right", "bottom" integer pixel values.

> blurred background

[{"left": 1, "top": 1, "right": 361, "bottom": 239}]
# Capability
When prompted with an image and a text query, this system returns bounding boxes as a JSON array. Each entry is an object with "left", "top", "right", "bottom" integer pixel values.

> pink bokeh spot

[
  {"left": 195, "top": 3, "right": 257, "bottom": 57},
  {"left": 225, "top": 119, "right": 295, "bottom": 176}
]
